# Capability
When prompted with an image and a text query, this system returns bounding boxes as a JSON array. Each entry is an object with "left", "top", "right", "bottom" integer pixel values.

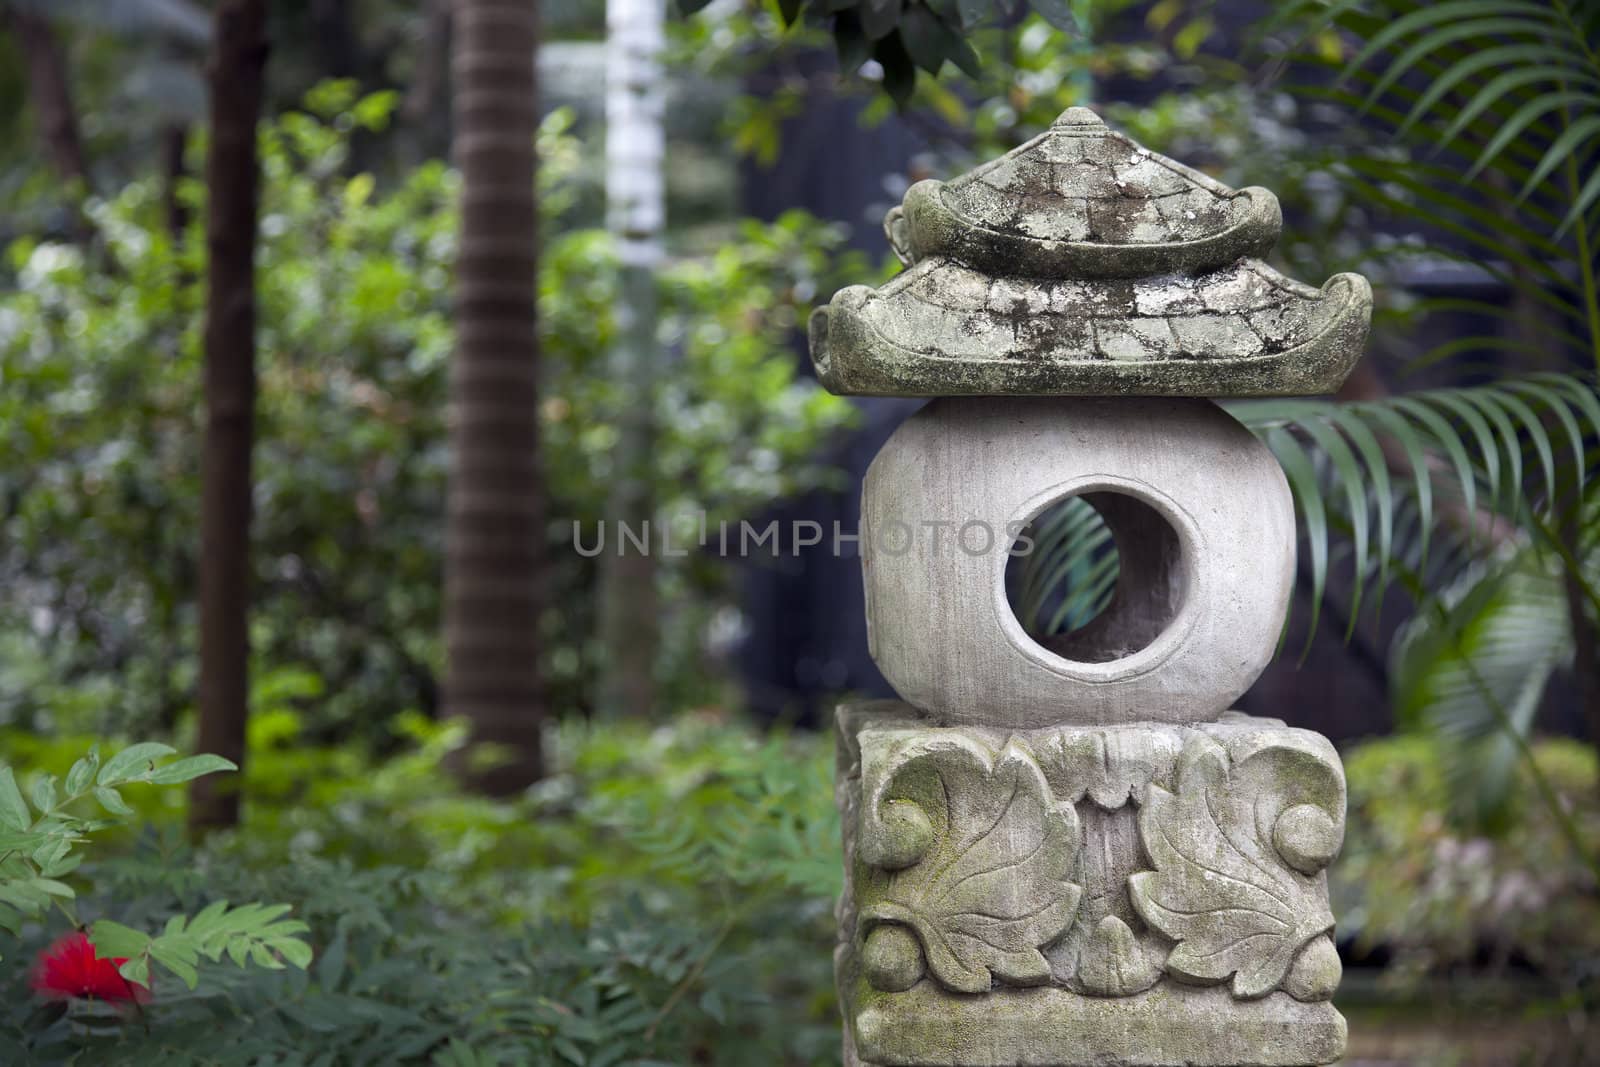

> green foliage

[
  {"left": 676, "top": 0, "right": 1095, "bottom": 105},
  {"left": 0, "top": 741, "right": 235, "bottom": 953},
  {"left": 0, "top": 85, "right": 857, "bottom": 737},
  {"left": 1230, "top": 374, "right": 1600, "bottom": 643},
  {"left": 0, "top": 740, "right": 310, "bottom": 1001},
  {"left": 1301, "top": 0, "right": 1600, "bottom": 236},
  {"left": 1334, "top": 734, "right": 1600, "bottom": 987},
  {"left": 1027, "top": 374, "right": 1600, "bottom": 645},
  {"left": 0, "top": 715, "right": 843, "bottom": 1065},
  {"left": 92, "top": 901, "right": 314, "bottom": 991},
  {"left": 1390, "top": 547, "right": 1581, "bottom": 832},
  {"left": 1275, "top": 0, "right": 1600, "bottom": 376}
]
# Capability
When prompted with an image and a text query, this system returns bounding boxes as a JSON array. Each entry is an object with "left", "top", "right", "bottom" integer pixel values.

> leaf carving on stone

[
  {"left": 859, "top": 738, "right": 1081, "bottom": 994},
  {"left": 1129, "top": 736, "right": 1336, "bottom": 999}
]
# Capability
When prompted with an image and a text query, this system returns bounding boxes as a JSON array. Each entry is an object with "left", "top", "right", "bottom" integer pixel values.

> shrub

[{"left": 1334, "top": 735, "right": 1600, "bottom": 987}]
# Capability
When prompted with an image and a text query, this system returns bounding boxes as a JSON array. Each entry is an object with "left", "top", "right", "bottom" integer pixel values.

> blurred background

[{"left": 0, "top": 0, "right": 1597, "bottom": 1063}]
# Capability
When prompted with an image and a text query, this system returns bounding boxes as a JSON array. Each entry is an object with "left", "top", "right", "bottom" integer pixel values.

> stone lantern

[{"left": 812, "top": 108, "right": 1373, "bottom": 1067}]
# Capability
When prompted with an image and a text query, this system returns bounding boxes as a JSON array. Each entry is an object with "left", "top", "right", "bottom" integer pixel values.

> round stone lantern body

[{"left": 861, "top": 396, "right": 1294, "bottom": 727}]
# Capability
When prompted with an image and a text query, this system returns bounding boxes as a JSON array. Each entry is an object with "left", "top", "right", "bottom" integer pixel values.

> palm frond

[
  {"left": 1011, "top": 496, "right": 1116, "bottom": 637},
  {"left": 1230, "top": 372, "right": 1600, "bottom": 642},
  {"left": 1308, "top": 0, "right": 1600, "bottom": 236},
  {"left": 1011, "top": 375, "right": 1598, "bottom": 648},
  {"left": 1389, "top": 547, "right": 1572, "bottom": 830}
]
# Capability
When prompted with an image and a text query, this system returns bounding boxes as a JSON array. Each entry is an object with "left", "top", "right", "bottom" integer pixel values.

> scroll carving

[
  {"left": 1130, "top": 735, "right": 1344, "bottom": 1000},
  {"left": 850, "top": 722, "right": 1346, "bottom": 1003},
  {"left": 857, "top": 736, "right": 1082, "bottom": 994}
]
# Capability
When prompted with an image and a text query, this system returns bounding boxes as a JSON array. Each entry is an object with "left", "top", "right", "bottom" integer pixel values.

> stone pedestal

[
  {"left": 811, "top": 107, "right": 1371, "bottom": 1067},
  {"left": 835, "top": 703, "right": 1346, "bottom": 1067}
]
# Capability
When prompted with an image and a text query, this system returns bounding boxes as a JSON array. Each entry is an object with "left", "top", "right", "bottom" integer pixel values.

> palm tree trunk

[
  {"left": 190, "top": 0, "right": 268, "bottom": 834},
  {"left": 446, "top": 0, "right": 546, "bottom": 793},
  {"left": 596, "top": 0, "right": 666, "bottom": 718}
]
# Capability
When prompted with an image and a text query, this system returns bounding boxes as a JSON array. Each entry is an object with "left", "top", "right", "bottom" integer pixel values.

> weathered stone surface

[
  {"left": 835, "top": 704, "right": 1348, "bottom": 1067},
  {"left": 848, "top": 983, "right": 1346, "bottom": 1066},
  {"left": 812, "top": 106, "right": 1373, "bottom": 399},
  {"left": 891, "top": 107, "right": 1281, "bottom": 280},
  {"left": 861, "top": 395, "right": 1294, "bottom": 727},
  {"left": 810, "top": 262, "right": 1370, "bottom": 397}
]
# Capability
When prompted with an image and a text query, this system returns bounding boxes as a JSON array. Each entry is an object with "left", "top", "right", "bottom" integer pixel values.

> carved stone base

[{"left": 836, "top": 701, "right": 1348, "bottom": 1067}]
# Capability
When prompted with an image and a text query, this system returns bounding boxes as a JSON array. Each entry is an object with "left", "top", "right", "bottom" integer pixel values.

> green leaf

[
  {"left": 149, "top": 942, "right": 200, "bottom": 990},
  {"left": 31, "top": 835, "right": 71, "bottom": 874},
  {"left": 276, "top": 936, "right": 314, "bottom": 970},
  {"left": 90, "top": 919, "right": 153, "bottom": 959},
  {"left": 189, "top": 898, "right": 230, "bottom": 934},
  {"left": 1466, "top": 90, "right": 1596, "bottom": 180},
  {"left": 1266, "top": 427, "right": 1328, "bottom": 653},
  {"left": 1029, "top": 0, "right": 1080, "bottom": 32},
  {"left": 897, "top": 3, "right": 980, "bottom": 77},
  {"left": 1450, "top": 388, "right": 1521, "bottom": 516},
  {"left": 1424, "top": 391, "right": 1501, "bottom": 513},
  {"left": 1493, "top": 389, "right": 1556, "bottom": 510},
  {"left": 1360, "top": 15, "right": 1562, "bottom": 115},
  {"left": 1342, "top": 2, "right": 1553, "bottom": 88},
  {"left": 898, "top": 4, "right": 948, "bottom": 73},
  {"left": 0, "top": 769, "right": 29, "bottom": 831},
  {"left": 1561, "top": 162, "right": 1600, "bottom": 237},
  {"left": 1391, "top": 551, "right": 1570, "bottom": 830},
  {"left": 94, "top": 786, "right": 135, "bottom": 817},
  {"left": 833, "top": 12, "right": 872, "bottom": 70},
  {"left": 1172, "top": 15, "right": 1214, "bottom": 58},
  {"left": 29, "top": 774, "right": 58, "bottom": 815},
  {"left": 957, "top": 0, "right": 988, "bottom": 28},
  {"left": 249, "top": 942, "right": 285, "bottom": 969},
  {"left": 144, "top": 755, "right": 239, "bottom": 785},
  {"left": 118, "top": 957, "right": 151, "bottom": 990},
  {"left": 1294, "top": 415, "right": 1372, "bottom": 632},
  {"left": 875, "top": 31, "right": 917, "bottom": 106},
  {"left": 64, "top": 750, "right": 98, "bottom": 797},
  {"left": 860, "top": 0, "right": 903, "bottom": 41},
  {"left": 97, "top": 742, "right": 177, "bottom": 787},
  {"left": 1517, "top": 115, "right": 1600, "bottom": 202},
  {"left": 1507, "top": 379, "right": 1591, "bottom": 496},
  {"left": 1323, "top": 406, "right": 1396, "bottom": 603},
  {"left": 776, "top": 0, "right": 802, "bottom": 26},
  {"left": 0, "top": 881, "right": 49, "bottom": 912},
  {"left": 1391, "top": 396, "right": 1478, "bottom": 530},
  {"left": 1399, "top": 43, "right": 1593, "bottom": 135}
]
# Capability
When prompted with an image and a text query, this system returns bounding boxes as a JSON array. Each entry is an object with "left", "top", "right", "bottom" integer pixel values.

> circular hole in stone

[{"left": 1003, "top": 490, "right": 1187, "bottom": 664}]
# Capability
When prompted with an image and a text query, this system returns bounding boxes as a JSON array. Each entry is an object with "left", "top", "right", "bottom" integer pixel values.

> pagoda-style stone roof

[
  {"left": 890, "top": 107, "right": 1281, "bottom": 279},
  {"left": 811, "top": 107, "right": 1371, "bottom": 398}
]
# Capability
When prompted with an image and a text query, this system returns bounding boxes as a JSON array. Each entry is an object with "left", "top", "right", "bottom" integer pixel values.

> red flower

[{"left": 30, "top": 931, "right": 151, "bottom": 1004}]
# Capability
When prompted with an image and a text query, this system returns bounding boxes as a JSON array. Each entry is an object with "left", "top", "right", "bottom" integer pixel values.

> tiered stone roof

[{"left": 810, "top": 107, "right": 1371, "bottom": 397}]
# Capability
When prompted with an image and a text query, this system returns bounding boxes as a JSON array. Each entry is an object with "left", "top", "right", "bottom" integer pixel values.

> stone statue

[{"left": 813, "top": 108, "right": 1373, "bottom": 1067}]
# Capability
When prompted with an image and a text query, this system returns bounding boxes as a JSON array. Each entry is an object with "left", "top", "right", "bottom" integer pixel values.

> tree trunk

[
  {"left": 6, "top": 4, "right": 95, "bottom": 245},
  {"left": 596, "top": 0, "right": 666, "bottom": 719},
  {"left": 6, "top": 6, "right": 89, "bottom": 186},
  {"left": 190, "top": 0, "right": 268, "bottom": 834},
  {"left": 446, "top": 0, "right": 546, "bottom": 793}
]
